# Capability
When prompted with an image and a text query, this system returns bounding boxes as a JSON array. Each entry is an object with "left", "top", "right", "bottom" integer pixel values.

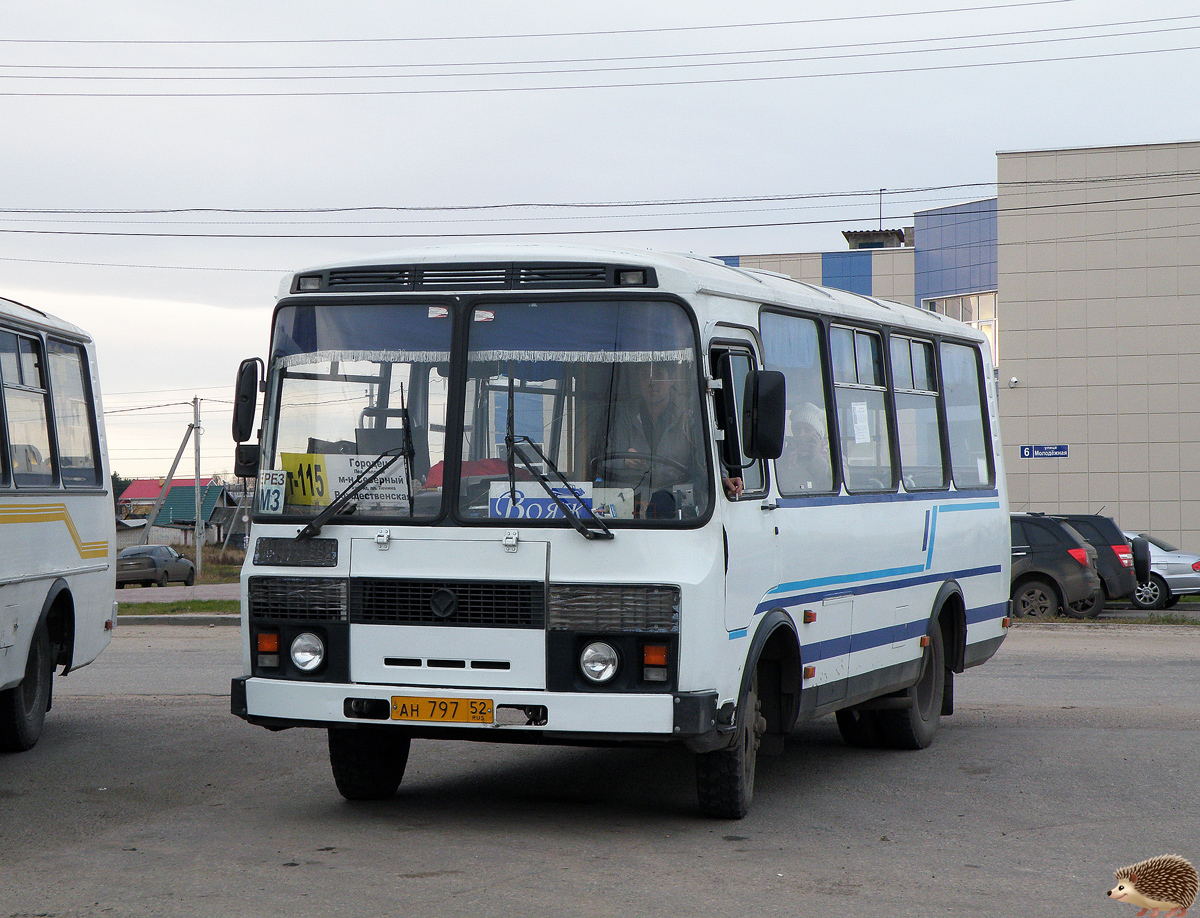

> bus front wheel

[
  {"left": 696, "top": 670, "right": 765, "bottom": 819},
  {"left": 0, "top": 619, "right": 54, "bottom": 752},
  {"left": 328, "top": 727, "right": 411, "bottom": 800}
]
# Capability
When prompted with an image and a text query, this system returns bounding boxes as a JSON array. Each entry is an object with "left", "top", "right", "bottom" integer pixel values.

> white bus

[
  {"left": 1, "top": 296, "right": 115, "bottom": 752},
  {"left": 231, "top": 245, "right": 1010, "bottom": 817}
]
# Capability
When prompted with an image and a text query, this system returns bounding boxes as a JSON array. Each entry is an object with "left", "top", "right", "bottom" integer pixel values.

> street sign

[{"left": 1019, "top": 444, "right": 1068, "bottom": 459}]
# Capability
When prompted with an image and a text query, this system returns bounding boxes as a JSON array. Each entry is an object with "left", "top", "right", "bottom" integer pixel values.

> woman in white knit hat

[{"left": 778, "top": 402, "right": 832, "bottom": 492}]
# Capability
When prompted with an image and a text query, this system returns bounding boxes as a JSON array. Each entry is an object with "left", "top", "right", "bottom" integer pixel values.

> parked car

[
  {"left": 1124, "top": 532, "right": 1200, "bottom": 610},
  {"left": 1050, "top": 513, "right": 1138, "bottom": 616},
  {"left": 1010, "top": 513, "right": 1102, "bottom": 618},
  {"left": 116, "top": 545, "right": 195, "bottom": 588}
]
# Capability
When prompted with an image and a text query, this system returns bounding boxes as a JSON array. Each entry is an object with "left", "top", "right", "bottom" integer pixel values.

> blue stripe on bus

[
  {"left": 756, "top": 564, "right": 1004, "bottom": 615},
  {"left": 775, "top": 489, "right": 998, "bottom": 510},
  {"left": 728, "top": 598, "right": 1007, "bottom": 645},
  {"left": 925, "top": 506, "right": 939, "bottom": 570},
  {"left": 785, "top": 602, "right": 1009, "bottom": 661}
]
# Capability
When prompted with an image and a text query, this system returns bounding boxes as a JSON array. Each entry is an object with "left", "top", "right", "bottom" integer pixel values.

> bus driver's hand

[{"left": 723, "top": 477, "right": 743, "bottom": 498}]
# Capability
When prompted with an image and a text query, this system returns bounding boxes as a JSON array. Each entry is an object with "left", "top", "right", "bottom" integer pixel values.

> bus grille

[
  {"left": 349, "top": 578, "right": 546, "bottom": 629},
  {"left": 548, "top": 584, "right": 680, "bottom": 632},
  {"left": 248, "top": 577, "right": 348, "bottom": 622}
]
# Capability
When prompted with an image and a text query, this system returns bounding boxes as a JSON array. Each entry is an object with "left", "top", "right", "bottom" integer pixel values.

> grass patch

[{"left": 119, "top": 599, "right": 239, "bottom": 616}]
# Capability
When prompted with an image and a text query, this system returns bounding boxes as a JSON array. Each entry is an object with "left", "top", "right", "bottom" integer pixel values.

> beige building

[
  {"left": 731, "top": 139, "right": 1200, "bottom": 548},
  {"left": 998, "top": 141, "right": 1200, "bottom": 547}
]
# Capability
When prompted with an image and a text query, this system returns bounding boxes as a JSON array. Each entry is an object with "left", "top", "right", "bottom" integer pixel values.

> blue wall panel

[
  {"left": 822, "top": 250, "right": 873, "bottom": 296},
  {"left": 914, "top": 198, "right": 997, "bottom": 306}
]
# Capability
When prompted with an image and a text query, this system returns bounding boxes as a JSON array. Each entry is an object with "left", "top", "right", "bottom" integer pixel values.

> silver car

[{"left": 1124, "top": 532, "right": 1200, "bottom": 610}]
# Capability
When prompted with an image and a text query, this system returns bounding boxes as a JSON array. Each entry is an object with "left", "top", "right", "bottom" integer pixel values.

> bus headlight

[
  {"left": 580, "top": 642, "right": 619, "bottom": 684},
  {"left": 290, "top": 632, "right": 326, "bottom": 673}
]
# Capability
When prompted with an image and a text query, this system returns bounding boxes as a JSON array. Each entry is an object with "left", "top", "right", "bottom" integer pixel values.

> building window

[{"left": 925, "top": 292, "right": 998, "bottom": 368}]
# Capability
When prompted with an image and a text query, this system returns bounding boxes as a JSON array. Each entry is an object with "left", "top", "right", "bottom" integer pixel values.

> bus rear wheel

[
  {"left": 328, "top": 727, "right": 411, "bottom": 800},
  {"left": 875, "top": 623, "right": 945, "bottom": 750},
  {"left": 696, "top": 670, "right": 764, "bottom": 819},
  {"left": 0, "top": 619, "right": 54, "bottom": 752}
]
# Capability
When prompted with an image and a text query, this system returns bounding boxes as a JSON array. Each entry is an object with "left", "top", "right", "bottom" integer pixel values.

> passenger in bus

[
  {"left": 777, "top": 402, "right": 833, "bottom": 492},
  {"left": 605, "top": 362, "right": 740, "bottom": 515}
]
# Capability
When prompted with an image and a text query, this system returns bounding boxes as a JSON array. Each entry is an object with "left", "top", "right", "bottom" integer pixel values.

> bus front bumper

[{"left": 231, "top": 676, "right": 724, "bottom": 748}]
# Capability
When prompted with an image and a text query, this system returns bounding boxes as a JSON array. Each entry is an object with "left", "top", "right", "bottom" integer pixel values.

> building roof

[
  {"left": 119, "top": 478, "right": 215, "bottom": 501},
  {"left": 118, "top": 478, "right": 225, "bottom": 527}
]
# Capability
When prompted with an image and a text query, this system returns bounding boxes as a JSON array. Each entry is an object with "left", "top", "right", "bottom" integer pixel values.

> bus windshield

[{"left": 265, "top": 297, "right": 710, "bottom": 525}]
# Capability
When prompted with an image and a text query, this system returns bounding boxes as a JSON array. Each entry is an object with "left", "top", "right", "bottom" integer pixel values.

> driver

[
  {"left": 605, "top": 361, "right": 741, "bottom": 516},
  {"left": 611, "top": 361, "right": 697, "bottom": 485}
]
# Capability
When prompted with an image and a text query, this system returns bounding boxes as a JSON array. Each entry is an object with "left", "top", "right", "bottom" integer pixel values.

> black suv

[
  {"left": 1010, "top": 514, "right": 1102, "bottom": 619},
  {"left": 1050, "top": 513, "right": 1138, "bottom": 616}
]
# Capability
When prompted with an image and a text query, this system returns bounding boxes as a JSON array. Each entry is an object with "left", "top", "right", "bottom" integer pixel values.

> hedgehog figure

[{"left": 1107, "top": 855, "right": 1198, "bottom": 918}]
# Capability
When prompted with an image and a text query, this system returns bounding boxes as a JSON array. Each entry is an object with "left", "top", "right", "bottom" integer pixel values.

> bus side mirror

[
  {"left": 234, "top": 443, "right": 261, "bottom": 480},
  {"left": 1131, "top": 536, "right": 1151, "bottom": 584},
  {"left": 742, "top": 369, "right": 785, "bottom": 460},
  {"left": 232, "top": 358, "right": 263, "bottom": 444}
]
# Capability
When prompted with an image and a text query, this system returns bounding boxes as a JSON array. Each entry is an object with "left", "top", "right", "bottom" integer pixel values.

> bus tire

[
  {"left": 835, "top": 709, "right": 882, "bottom": 748},
  {"left": 327, "top": 727, "right": 411, "bottom": 800},
  {"left": 696, "top": 670, "right": 764, "bottom": 819},
  {"left": 875, "top": 623, "right": 945, "bottom": 751},
  {"left": 0, "top": 618, "right": 54, "bottom": 752}
]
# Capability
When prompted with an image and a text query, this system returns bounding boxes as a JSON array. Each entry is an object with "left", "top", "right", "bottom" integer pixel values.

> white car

[{"left": 1124, "top": 532, "right": 1200, "bottom": 610}]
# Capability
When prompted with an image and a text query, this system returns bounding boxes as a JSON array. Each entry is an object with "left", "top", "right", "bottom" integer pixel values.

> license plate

[{"left": 390, "top": 696, "right": 494, "bottom": 724}]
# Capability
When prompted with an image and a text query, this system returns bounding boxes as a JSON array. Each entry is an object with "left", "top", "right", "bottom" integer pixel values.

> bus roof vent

[
  {"left": 419, "top": 265, "right": 510, "bottom": 289},
  {"left": 517, "top": 264, "right": 610, "bottom": 289},
  {"left": 324, "top": 267, "right": 415, "bottom": 290}
]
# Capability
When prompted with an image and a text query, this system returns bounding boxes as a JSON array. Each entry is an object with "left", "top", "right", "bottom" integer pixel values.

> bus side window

[
  {"left": 47, "top": 339, "right": 102, "bottom": 488},
  {"left": 890, "top": 336, "right": 947, "bottom": 491},
  {"left": 760, "top": 312, "right": 835, "bottom": 495},
  {"left": 831, "top": 326, "right": 895, "bottom": 492},
  {"left": 940, "top": 341, "right": 994, "bottom": 489},
  {"left": 0, "top": 331, "right": 56, "bottom": 488},
  {"left": 709, "top": 348, "right": 765, "bottom": 495}
]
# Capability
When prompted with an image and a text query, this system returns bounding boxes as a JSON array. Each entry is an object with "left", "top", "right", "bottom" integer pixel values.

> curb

[{"left": 117, "top": 614, "right": 240, "bottom": 627}]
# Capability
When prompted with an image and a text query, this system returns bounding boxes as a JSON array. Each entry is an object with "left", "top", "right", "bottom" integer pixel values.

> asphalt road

[{"left": 2, "top": 623, "right": 1198, "bottom": 917}]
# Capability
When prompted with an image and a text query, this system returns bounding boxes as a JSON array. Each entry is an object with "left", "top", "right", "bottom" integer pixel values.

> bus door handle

[{"left": 760, "top": 500, "right": 777, "bottom": 511}]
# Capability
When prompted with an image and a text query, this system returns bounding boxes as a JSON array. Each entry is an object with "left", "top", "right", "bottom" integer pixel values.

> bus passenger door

[{"left": 709, "top": 338, "right": 777, "bottom": 636}]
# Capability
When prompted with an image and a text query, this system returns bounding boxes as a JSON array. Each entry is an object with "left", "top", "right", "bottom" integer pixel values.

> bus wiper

[
  {"left": 505, "top": 436, "right": 613, "bottom": 542},
  {"left": 295, "top": 448, "right": 404, "bottom": 540}
]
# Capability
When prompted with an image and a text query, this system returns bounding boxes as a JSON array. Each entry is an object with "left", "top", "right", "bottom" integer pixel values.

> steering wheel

[{"left": 591, "top": 451, "right": 690, "bottom": 483}]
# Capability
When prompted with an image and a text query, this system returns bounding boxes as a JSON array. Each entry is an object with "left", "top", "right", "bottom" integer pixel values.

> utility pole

[
  {"left": 194, "top": 397, "right": 203, "bottom": 581},
  {"left": 879, "top": 188, "right": 885, "bottom": 230},
  {"left": 139, "top": 423, "right": 194, "bottom": 545}
]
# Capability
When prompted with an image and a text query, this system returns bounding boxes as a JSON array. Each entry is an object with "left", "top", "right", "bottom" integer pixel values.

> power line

[
  {"left": 4, "top": 17, "right": 1195, "bottom": 81},
  {"left": 6, "top": 170, "right": 1195, "bottom": 219},
  {"left": 2, "top": 188, "right": 1197, "bottom": 240},
  {"left": 0, "top": 1, "right": 1080, "bottom": 46},
  {"left": 2, "top": 42, "right": 1196, "bottom": 97}
]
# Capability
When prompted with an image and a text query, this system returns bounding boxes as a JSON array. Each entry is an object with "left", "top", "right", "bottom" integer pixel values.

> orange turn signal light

[
  {"left": 643, "top": 645, "right": 668, "bottom": 667},
  {"left": 802, "top": 610, "right": 817, "bottom": 624},
  {"left": 920, "top": 635, "right": 931, "bottom": 648},
  {"left": 802, "top": 665, "right": 816, "bottom": 680},
  {"left": 257, "top": 632, "right": 281, "bottom": 653}
]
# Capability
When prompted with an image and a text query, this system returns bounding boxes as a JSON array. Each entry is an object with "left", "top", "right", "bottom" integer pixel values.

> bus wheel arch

[
  {"left": 695, "top": 612, "right": 799, "bottom": 819},
  {"left": 871, "top": 585, "right": 961, "bottom": 749},
  {"left": 0, "top": 582, "right": 71, "bottom": 752},
  {"left": 40, "top": 579, "right": 76, "bottom": 674}
]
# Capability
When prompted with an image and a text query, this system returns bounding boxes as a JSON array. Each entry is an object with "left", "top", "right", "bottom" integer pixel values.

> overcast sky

[{"left": 2, "top": 0, "right": 1197, "bottom": 479}]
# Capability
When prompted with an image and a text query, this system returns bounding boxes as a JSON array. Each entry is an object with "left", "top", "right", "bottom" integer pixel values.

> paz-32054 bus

[
  {"left": 231, "top": 245, "right": 1009, "bottom": 817},
  {"left": 1, "top": 296, "right": 115, "bottom": 752}
]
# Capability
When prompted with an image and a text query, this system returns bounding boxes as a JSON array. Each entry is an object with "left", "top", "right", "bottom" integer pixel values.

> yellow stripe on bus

[{"left": 0, "top": 503, "right": 110, "bottom": 560}]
